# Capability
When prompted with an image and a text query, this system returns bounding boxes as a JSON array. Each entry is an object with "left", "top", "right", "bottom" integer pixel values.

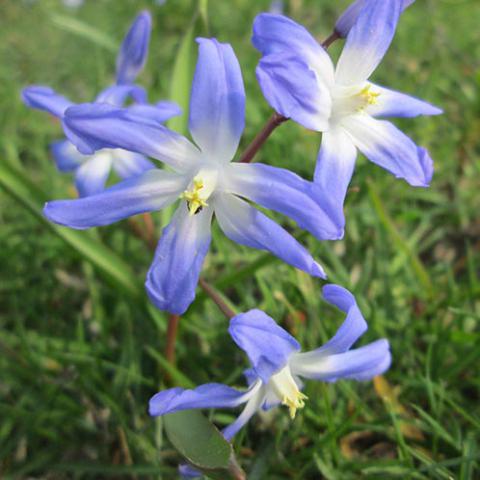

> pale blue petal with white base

[
  {"left": 343, "top": 114, "right": 433, "bottom": 186},
  {"left": 145, "top": 205, "right": 213, "bottom": 315},
  {"left": 214, "top": 193, "right": 326, "bottom": 278},
  {"left": 256, "top": 52, "right": 331, "bottom": 131},
  {"left": 225, "top": 163, "right": 344, "bottom": 241},
  {"left": 314, "top": 127, "right": 357, "bottom": 209},
  {"left": 64, "top": 103, "right": 200, "bottom": 171},
  {"left": 222, "top": 385, "right": 265, "bottom": 441},
  {"left": 74, "top": 153, "right": 112, "bottom": 197},
  {"left": 189, "top": 38, "right": 245, "bottom": 162},
  {"left": 116, "top": 11, "right": 152, "bottom": 85},
  {"left": 44, "top": 169, "right": 187, "bottom": 229},
  {"left": 229, "top": 309, "right": 300, "bottom": 383},
  {"left": 50, "top": 140, "right": 85, "bottom": 172},
  {"left": 21, "top": 85, "right": 73, "bottom": 117},
  {"left": 290, "top": 339, "right": 391, "bottom": 382},
  {"left": 335, "top": 0, "right": 415, "bottom": 38},
  {"left": 335, "top": 0, "right": 402, "bottom": 85},
  {"left": 366, "top": 83, "right": 443, "bottom": 118}
]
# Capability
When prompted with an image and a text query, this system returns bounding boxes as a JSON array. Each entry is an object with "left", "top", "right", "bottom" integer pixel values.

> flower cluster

[{"left": 22, "top": 0, "right": 440, "bottom": 476}]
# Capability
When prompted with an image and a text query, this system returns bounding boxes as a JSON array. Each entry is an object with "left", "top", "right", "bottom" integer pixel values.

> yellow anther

[
  {"left": 282, "top": 391, "right": 308, "bottom": 419},
  {"left": 181, "top": 178, "right": 208, "bottom": 215},
  {"left": 358, "top": 85, "right": 380, "bottom": 108}
]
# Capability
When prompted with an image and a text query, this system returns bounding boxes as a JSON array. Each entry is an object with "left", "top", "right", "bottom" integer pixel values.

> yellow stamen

[
  {"left": 358, "top": 85, "right": 380, "bottom": 109},
  {"left": 269, "top": 365, "right": 308, "bottom": 420},
  {"left": 282, "top": 391, "right": 308, "bottom": 419},
  {"left": 180, "top": 178, "right": 209, "bottom": 215}
]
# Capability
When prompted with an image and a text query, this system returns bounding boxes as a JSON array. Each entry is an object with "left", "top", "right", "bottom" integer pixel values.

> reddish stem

[
  {"left": 239, "top": 113, "right": 288, "bottom": 164},
  {"left": 321, "top": 30, "right": 341, "bottom": 49},
  {"left": 199, "top": 279, "right": 235, "bottom": 319}
]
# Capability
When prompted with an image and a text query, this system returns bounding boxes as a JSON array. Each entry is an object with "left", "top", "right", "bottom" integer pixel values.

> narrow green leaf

[
  {"left": 164, "top": 410, "right": 245, "bottom": 479},
  {"left": 367, "top": 179, "right": 433, "bottom": 298},
  {"left": 167, "top": 19, "right": 196, "bottom": 135},
  {"left": 199, "top": 0, "right": 210, "bottom": 34},
  {"left": 0, "top": 162, "right": 143, "bottom": 301},
  {"left": 167, "top": 1, "right": 209, "bottom": 135},
  {"left": 50, "top": 14, "right": 117, "bottom": 52}
]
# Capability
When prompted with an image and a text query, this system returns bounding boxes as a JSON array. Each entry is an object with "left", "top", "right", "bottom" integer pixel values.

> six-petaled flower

[
  {"left": 149, "top": 285, "right": 391, "bottom": 440},
  {"left": 253, "top": 0, "right": 442, "bottom": 219},
  {"left": 43, "top": 38, "right": 343, "bottom": 315}
]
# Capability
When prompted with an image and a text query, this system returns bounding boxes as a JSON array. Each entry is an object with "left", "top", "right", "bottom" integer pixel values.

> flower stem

[
  {"left": 322, "top": 30, "right": 341, "bottom": 49},
  {"left": 239, "top": 112, "right": 288, "bottom": 164},
  {"left": 199, "top": 278, "right": 235, "bottom": 319},
  {"left": 165, "top": 314, "right": 180, "bottom": 366}
]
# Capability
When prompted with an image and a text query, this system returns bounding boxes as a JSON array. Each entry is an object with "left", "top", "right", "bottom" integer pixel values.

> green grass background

[{"left": 1, "top": 0, "right": 479, "bottom": 478}]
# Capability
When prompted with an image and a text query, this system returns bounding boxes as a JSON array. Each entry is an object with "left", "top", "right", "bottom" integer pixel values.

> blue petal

[
  {"left": 317, "top": 285, "right": 368, "bottom": 354},
  {"left": 145, "top": 204, "right": 212, "bottom": 315},
  {"left": 335, "top": 0, "right": 415, "bottom": 38},
  {"left": 44, "top": 169, "right": 186, "bottom": 229},
  {"left": 95, "top": 84, "right": 147, "bottom": 106},
  {"left": 126, "top": 102, "right": 182, "bottom": 124},
  {"left": 214, "top": 193, "right": 326, "bottom": 278},
  {"left": 366, "top": 83, "right": 443, "bottom": 118},
  {"left": 63, "top": 103, "right": 200, "bottom": 171},
  {"left": 149, "top": 383, "right": 248, "bottom": 416},
  {"left": 288, "top": 284, "right": 369, "bottom": 371},
  {"left": 189, "top": 38, "right": 245, "bottom": 162},
  {"left": 291, "top": 339, "right": 391, "bottom": 382},
  {"left": 21, "top": 86, "right": 72, "bottom": 117},
  {"left": 116, "top": 11, "right": 152, "bottom": 85},
  {"left": 225, "top": 163, "right": 344, "bottom": 241},
  {"left": 335, "top": 0, "right": 402, "bottom": 84},
  {"left": 252, "top": 13, "right": 334, "bottom": 86},
  {"left": 50, "top": 140, "right": 85, "bottom": 172},
  {"left": 256, "top": 52, "right": 331, "bottom": 131},
  {"left": 314, "top": 127, "right": 357, "bottom": 214},
  {"left": 111, "top": 151, "right": 155, "bottom": 179},
  {"left": 229, "top": 309, "right": 300, "bottom": 383},
  {"left": 222, "top": 385, "right": 265, "bottom": 441},
  {"left": 343, "top": 114, "right": 433, "bottom": 187},
  {"left": 74, "top": 153, "right": 112, "bottom": 197}
]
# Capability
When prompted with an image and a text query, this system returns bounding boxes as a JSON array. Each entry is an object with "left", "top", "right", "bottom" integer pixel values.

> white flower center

[
  {"left": 330, "top": 84, "right": 381, "bottom": 123},
  {"left": 268, "top": 364, "right": 307, "bottom": 419},
  {"left": 180, "top": 167, "right": 219, "bottom": 215}
]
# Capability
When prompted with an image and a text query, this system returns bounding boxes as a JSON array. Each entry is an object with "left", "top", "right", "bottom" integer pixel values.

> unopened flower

[
  {"left": 22, "top": 11, "right": 180, "bottom": 197},
  {"left": 44, "top": 38, "right": 342, "bottom": 315},
  {"left": 253, "top": 1, "right": 442, "bottom": 215},
  {"left": 149, "top": 285, "right": 391, "bottom": 439}
]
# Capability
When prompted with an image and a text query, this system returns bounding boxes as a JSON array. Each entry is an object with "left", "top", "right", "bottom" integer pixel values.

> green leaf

[
  {"left": 167, "top": 1, "right": 209, "bottom": 135},
  {"left": 50, "top": 14, "right": 117, "bottom": 52},
  {"left": 164, "top": 410, "right": 245, "bottom": 480},
  {"left": 0, "top": 162, "right": 143, "bottom": 301}
]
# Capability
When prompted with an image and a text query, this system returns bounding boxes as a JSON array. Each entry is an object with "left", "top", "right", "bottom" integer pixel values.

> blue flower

[
  {"left": 21, "top": 11, "right": 180, "bottom": 197},
  {"left": 149, "top": 285, "right": 391, "bottom": 440},
  {"left": 44, "top": 38, "right": 344, "bottom": 315},
  {"left": 252, "top": 2, "right": 442, "bottom": 216},
  {"left": 335, "top": 0, "right": 415, "bottom": 38}
]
